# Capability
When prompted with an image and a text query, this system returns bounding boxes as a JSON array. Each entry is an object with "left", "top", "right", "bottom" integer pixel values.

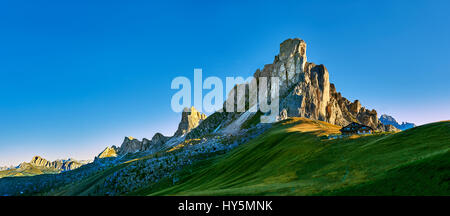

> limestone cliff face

[
  {"left": 250, "top": 38, "right": 385, "bottom": 130},
  {"left": 174, "top": 107, "right": 207, "bottom": 137},
  {"left": 30, "top": 156, "right": 51, "bottom": 167},
  {"left": 97, "top": 146, "right": 118, "bottom": 158}
]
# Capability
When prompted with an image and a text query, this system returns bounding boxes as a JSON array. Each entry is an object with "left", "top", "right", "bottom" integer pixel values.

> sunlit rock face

[
  {"left": 174, "top": 107, "right": 207, "bottom": 137},
  {"left": 97, "top": 146, "right": 118, "bottom": 159},
  {"left": 27, "top": 156, "right": 85, "bottom": 171},
  {"left": 30, "top": 156, "right": 51, "bottom": 167}
]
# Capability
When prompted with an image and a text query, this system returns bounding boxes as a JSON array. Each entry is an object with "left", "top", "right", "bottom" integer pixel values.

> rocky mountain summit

[
  {"left": 117, "top": 136, "right": 143, "bottom": 155},
  {"left": 144, "top": 133, "right": 171, "bottom": 151},
  {"left": 379, "top": 114, "right": 416, "bottom": 130},
  {"left": 97, "top": 146, "right": 118, "bottom": 159},
  {"left": 174, "top": 107, "right": 207, "bottom": 137},
  {"left": 262, "top": 39, "right": 386, "bottom": 129}
]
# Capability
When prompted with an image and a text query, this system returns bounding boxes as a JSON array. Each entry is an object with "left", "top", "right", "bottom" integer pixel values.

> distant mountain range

[
  {"left": 0, "top": 156, "right": 91, "bottom": 178},
  {"left": 379, "top": 114, "right": 416, "bottom": 130}
]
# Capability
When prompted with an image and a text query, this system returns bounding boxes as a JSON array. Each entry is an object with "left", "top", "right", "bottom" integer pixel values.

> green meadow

[{"left": 134, "top": 118, "right": 449, "bottom": 196}]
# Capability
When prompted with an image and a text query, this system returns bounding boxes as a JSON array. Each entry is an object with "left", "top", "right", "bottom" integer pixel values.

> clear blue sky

[{"left": 1, "top": 0, "right": 449, "bottom": 166}]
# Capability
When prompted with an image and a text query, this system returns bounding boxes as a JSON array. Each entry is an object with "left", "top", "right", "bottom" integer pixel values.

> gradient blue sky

[{"left": 1, "top": 0, "right": 449, "bottom": 166}]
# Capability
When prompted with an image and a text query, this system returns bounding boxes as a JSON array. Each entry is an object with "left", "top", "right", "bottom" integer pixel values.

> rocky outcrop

[
  {"left": 174, "top": 107, "right": 207, "bottom": 137},
  {"left": 30, "top": 156, "right": 51, "bottom": 167},
  {"left": 383, "top": 124, "right": 401, "bottom": 132},
  {"left": 53, "top": 159, "right": 84, "bottom": 171},
  {"left": 142, "top": 133, "right": 171, "bottom": 152},
  {"left": 97, "top": 146, "right": 118, "bottom": 159},
  {"left": 112, "top": 107, "right": 205, "bottom": 155},
  {"left": 27, "top": 156, "right": 86, "bottom": 171},
  {"left": 117, "top": 136, "right": 143, "bottom": 155},
  {"left": 186, "top": 111, "right": 239, "bottom": 139},
  {"left": 114, "top": 133, "right": 171, "bottom": 155},
  {"left": 379, "top": 114, "right": 416, "bottom": 130}
]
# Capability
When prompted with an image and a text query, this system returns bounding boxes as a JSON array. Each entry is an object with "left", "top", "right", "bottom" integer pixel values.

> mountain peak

[
  {"left": 379, "top": 114, "right": 416, "bottom": 130},
  {"left": 117, "top": 136, "right": 143, "bottom": 155},
  {"left": 30, "top": 156, "right": 50, "bottom": 167},
  {"left": 174, "top": 106, "right": 207, "bottom": 137},
  {"left": 279, "top": 38, "right": 307, "bottom": 62},
  {"left": 253, "top": 38, "right": 384, "bottom": 130},
  {"left": 97, "top": 146, "right": 118, "bottom": 159}
]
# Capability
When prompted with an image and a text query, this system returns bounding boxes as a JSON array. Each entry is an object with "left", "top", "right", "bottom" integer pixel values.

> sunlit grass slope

[
  {"left": 0, "top": 164, "right": 59, "bottom": 178},
  {"left": 142, "top": 118, "right": 449, "bottom": 196}
]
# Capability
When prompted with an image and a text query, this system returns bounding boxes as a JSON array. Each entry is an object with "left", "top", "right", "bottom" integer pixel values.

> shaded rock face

[
  {"left": 142, "top": 133, "right": 170, "bottom": 152},
  {"left": 117, "top": 136, "right": 143, "bottom": 155},
  {"left": 174, "top": 107, "right": 207, "bottom": 137},
  {"left": 53, "top": 160, "right": 84, "bottom": 171},
  {"left": 379, "top": 114, "right": 416, "bottom": 131},
  {"left": 28, "top": 156, "right": 85, "bottom": 171},
  {"left": 327, "top": 84, "right": 383, "bottom": 130},
  {"left": 114, "top": 133, "right": 171, "bottom": 156},
  {"left": 247, "top": 38, "right": 385, "bottom": 130},
  {"left": 97, "top": 146, "right": 118, "bottom": 159},
  {"left": 277, "top": 62, "right": 331, "bottom": 123},
  {"left": 186, "top": 111, "right": 236, "bottom": 139}
]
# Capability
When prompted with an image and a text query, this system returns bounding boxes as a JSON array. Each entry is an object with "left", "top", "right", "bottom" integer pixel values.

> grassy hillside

[
  {"left": 137, "top": 118, "right": 449, "bottom": 196},
  {"left": 0, "top": 164, "right": 59, "bottom": 178},
  {"left": 48, "top": 154, "right": 154, "bottom": 196}
]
